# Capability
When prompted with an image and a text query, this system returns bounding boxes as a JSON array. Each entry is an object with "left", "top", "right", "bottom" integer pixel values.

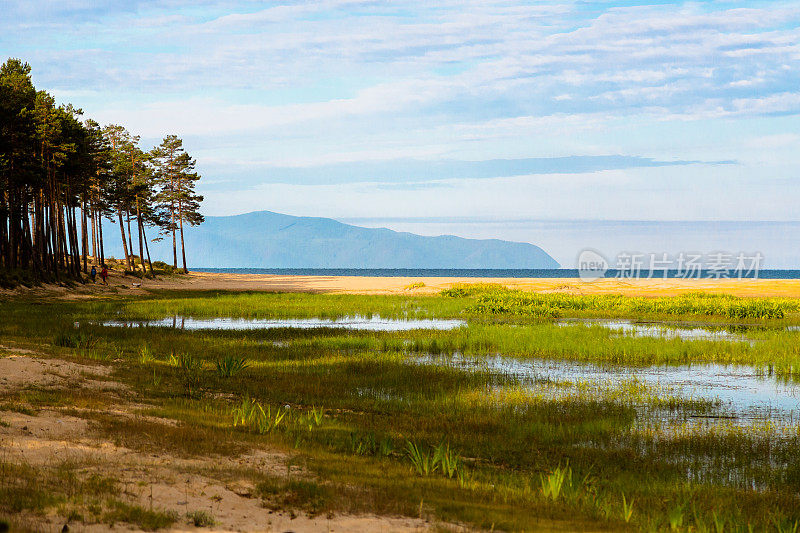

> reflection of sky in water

[
  {"left": 101, "top": 315, "right": 800, "bottom": 424},
  {"left": 426, "top": 355, "right": 800, "bottom": 423},
  {"left": 558, "top": 319, "right": 746, "bottom": 341},
  {"left": 102, "top": 315, "right": 465, "bottom": 332}
]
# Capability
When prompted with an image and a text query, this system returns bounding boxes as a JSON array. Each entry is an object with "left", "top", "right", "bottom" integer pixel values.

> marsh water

[
  {"left": 421, "top": 354, "right": 800, "bottom": 424},
  {"left": 101, "top": 314, "right": 800, "bottom": 425},
  {"left": 558, "top": 318, "right": 754, "bottom": 341},
  {"left": 104, "top": 315, "right": 761, "bottom": 338},
  {"left": 102, "top": 315, "right": 466, "bottom": 332}
]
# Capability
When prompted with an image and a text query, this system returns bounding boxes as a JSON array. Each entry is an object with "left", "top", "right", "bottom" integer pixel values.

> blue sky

[{"left": 3, "top": 0, "right": 800, "bottom": 228}]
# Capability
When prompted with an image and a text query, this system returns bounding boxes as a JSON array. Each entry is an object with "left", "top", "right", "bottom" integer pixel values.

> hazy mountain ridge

[{"left": 130, "top": 210, "right": 560, "bottom": 269}]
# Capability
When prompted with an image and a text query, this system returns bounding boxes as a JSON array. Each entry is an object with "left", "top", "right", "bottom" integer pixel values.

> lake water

[
  {"left": 195, "top": 267, "right": 800, "bottom": 279},
  {"left": 101, "top": 315, "right": 466, "bottom": 332}
]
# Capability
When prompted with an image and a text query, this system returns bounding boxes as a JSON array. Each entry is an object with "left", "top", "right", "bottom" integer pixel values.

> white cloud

[
  {"left": 8, "top": 0, "right": 800, "bottom": 226},
  {"left": 201, "top": 163, "right": 796, "bottom": 222}
]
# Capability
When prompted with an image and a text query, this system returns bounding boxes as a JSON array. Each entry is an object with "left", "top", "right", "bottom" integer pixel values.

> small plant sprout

[
  {"left": 231, "top": 397, "right": 290, "bottom": 435},
  {"left": 232, "top": 396, "right": 257, "bottom": 427},
  {"left": 311, "top": 406, "right": 325, "bottom": 426},
  {"left": 621, "top": 493, "right": 634, "bottom": 523},
  {"left": 187, "top": 509, "right": 215, "bottom": 527},
  {"left": 711, "top": 511, "right": 725, "bottom": 533},
  {"left": 540, "top": 462, "right": 572, "bottom": 501},
  {"left": 433, "top": 442, "right": 463, "bottom": 479},
  {"left": 773, "top": 519, "right": 800, "bottom": 533},
  {"left": 139, "top": 344, "right": 155, "bottom": 364},
  {"left": 215, "top": 355, "right": 249, "bottom": 378},
  {"left": 406, "top": 441, "right": 438, "bottom": 476},
  {"left": 379, "top": 436, "right": 394, "bottom": 457},
  {"left": 177, "top": 352, "right": 204, "bottom": 398},
  {"left": 349, "top": 432, "right": 377, "bottom": 456},
  {"left": 668, "top": 503, "right": 685, "bottom": 530}
]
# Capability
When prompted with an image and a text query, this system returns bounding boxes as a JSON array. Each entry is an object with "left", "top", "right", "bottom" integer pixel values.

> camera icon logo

[{"left": 577, "top": 249, "right": 609, "bottom": 282}]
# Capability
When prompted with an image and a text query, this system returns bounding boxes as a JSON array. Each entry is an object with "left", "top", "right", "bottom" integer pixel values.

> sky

[{"left": 3, "top": 0, "right": 800, "bottom": 264}]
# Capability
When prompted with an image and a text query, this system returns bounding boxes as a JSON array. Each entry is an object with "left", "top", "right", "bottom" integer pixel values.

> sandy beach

[{"left": 22, "top": 270, "right": 800, "bottom": 298}]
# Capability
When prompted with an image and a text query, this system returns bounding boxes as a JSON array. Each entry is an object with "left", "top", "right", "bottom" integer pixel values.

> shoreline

[
  {"left": 9, "top": 270, "right": 800, "bottom": 298},
  {"left": 184, "top": 272, "right": 800, "bottom": 297}
]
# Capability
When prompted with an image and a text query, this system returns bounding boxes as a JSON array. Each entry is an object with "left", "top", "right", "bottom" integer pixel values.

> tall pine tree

[{"left": 152, "top": 135, "right": 204, "bottom": 273}]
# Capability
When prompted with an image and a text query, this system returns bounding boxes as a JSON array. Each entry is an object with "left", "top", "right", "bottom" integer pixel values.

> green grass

[
  {"left": 2, "top": 289, "right": 800, "bottom": 530},
  {"left": 0, "top": 459, "right": 121, "bottom": 523},
  {"left": 103, "top": 501, "right": 178, "bottom": 531},
  {"left": 97, "top": 290, "right": 466, "bottom": 320},
  {"left": 444, "top": 285, "right": 800, "bottom": 320}
]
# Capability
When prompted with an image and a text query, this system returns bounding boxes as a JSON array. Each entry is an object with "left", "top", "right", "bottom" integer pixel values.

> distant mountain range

[{"left": 109, "top": 210, "right": 559, "bottom": 269}]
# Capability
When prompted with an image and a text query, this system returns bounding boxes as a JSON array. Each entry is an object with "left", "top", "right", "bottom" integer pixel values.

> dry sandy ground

[
  {"left": 167, "top": 273, "right": 800, "bottom": 298},
  {"left": 0, "top": 350, "right": 433, "bottom": 533},
  {"left": 7, "top": 270, "right": 800, "bottom": 298}
]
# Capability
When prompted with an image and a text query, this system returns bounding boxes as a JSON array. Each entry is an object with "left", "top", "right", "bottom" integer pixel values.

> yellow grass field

[{"left": 121, "top": 271, "right": 800, "bottom": 298}]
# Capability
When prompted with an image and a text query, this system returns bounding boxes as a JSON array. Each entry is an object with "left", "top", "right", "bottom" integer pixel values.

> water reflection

[
  {"left": 421, "top": 354, "right": 800, "bottom": 425},
  {"left": 102, "top": 315, "right": 466, "bottom": 332},
  {"left": 558, "top": 319, "right": 749, "bottom": 341}
]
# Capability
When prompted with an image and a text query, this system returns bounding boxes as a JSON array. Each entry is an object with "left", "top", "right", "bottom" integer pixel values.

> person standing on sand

[
  {"left": 100, "top": 264, "right": 108, "bottom": 285},
  {"left": 90, "top": 265, "right": 97, "bottom": 283}
]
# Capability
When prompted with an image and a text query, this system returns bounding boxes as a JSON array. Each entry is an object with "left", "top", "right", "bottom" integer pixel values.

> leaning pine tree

[{"left": 152, "top": 135, "right": 204, "bottom": 273}]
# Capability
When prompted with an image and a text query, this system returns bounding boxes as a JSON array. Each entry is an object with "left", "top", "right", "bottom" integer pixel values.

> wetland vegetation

[{"left": 2, "top": 286, "right": 800, "bottom": 531}]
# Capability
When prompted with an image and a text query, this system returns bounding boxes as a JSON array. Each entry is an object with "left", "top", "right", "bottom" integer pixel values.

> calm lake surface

[
  {"left": 195, "top": 267, "right": 800, "bottom": 279},
  {"left": 102, "top": 315, "right": 466, "bottom": 331}
]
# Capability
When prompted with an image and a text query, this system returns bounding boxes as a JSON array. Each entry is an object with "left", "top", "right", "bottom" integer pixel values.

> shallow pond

[
  {"left": 423, "top": 354, "right": 800, "bottom": 425},
  {"left": 101, "top": 315, "right": 466, "bottom": 332},
  {"left": 558, "top": 319, "right": 749, "bottom": 341}
]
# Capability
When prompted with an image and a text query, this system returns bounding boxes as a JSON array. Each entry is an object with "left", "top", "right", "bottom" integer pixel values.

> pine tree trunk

[
  {"left": 91, "top": 209, "right": 97, "bottom": 259},
  {"left": 64, "top": 206, "right": 74, "bottom": 275},
  {"left": 45, "top": 206, "right": 56, "bottom": 278},
  {"left": 81, "top": 196, "right": 88, "bottom": 273},
  {"left": 67, "top": 205, "right": 76, "bottom": 275},
  {"left": 171, "top": 204, "right": 177, "bottom": 269},
  {"left": 98, "top": 215, "right": 105, "bottom": 265},
  {"left": 53, "top": 199, "right": 64, "bottom": 271},
  {"left": 33, "top": 194, "right": 45, "bottom": 274},
  {"left": 21, "top": 205, "right": 32, "bottom": 271},
  {"left": 136, "top": 197, "right": 145, "bottom": 278},
  {"left": 140, "top": 217, "right": 155, "bottom": 278},
  {"left": 0, "top": 194, "right": 7, "bottom": 270},
  {"left": 126, "top": 211, "right": 135, "bottom": 270},
  {"left": 117, "top": 210, "right": 131, "bottom": 271},
  {"left": 178, "top": 200, "right": 188, "bottom": 273},
  {"left": 69, "top": 206, "right": 81, "bottom": 276},
  {"left": 8, "top": 189, "right": 18, "bottom": 269}
]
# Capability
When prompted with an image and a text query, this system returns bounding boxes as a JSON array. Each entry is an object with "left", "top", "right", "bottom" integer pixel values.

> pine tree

[
  {"left": 0, "top": 59, "right": 38, "bottom": 271},
  {"left": 152, "top": 135, "right": 204, "bottom": 273},
  {"left": 1, "top": 58, "right": 204, "bottom": 283},
  {"left": 103, "top": 124, "right": 138, "bottom": 272}
]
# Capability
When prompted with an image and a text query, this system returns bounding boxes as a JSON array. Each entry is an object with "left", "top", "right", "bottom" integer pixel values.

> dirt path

[{"left": 0, "top": 351, "right": 432, "bottom": 532}]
